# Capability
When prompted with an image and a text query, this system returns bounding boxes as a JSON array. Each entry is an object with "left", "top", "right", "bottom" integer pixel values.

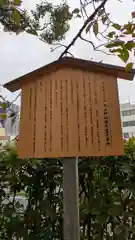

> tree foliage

[
  {"left": 58, "top": 0, "right": 135, "bottom": 68},
  {"left": 0, "top": 0, "right": 135, "bottom": 112},
  {"left": 1, "top": 139, "right": 135, "bottom": 239},
  {"left": 1, "top": 0, "right": 135, "bottom": 67},
  {"left": 0, "top": 0, "right": 75, "bottom": 44}
]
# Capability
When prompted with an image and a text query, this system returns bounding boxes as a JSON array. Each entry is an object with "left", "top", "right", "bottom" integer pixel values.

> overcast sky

[{"left": 0, "top": 0, "right": 135, "bottom": 104}]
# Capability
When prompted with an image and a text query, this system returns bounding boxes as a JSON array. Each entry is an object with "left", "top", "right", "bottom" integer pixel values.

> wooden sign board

[{"left": 18, "top": 68, "right": 124, "bottom": 158}]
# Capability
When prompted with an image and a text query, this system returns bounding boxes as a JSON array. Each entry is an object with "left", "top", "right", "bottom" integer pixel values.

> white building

[
  {"left": 120, "top": 102, "right": 135, "bottom": 139},
  {"left": 5, "top": 103, "right": 20, "bottom": 136},
  {"left": 0, "top": 103, "right": 19, "bottom": 137}
]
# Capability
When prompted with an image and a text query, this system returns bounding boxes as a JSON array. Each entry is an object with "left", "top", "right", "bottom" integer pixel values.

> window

[
  {"left": 123, "top": 121, "right": 135, "bottom": 127},
  {"left": 131, "top": 109, "right": 135, "bottom": 115},
  {"left": 123, "top": 133, "right": 129, "bottom": 138},
  {"left": 122, "top": 110, "right": 131, "bottom": 116},
  {"left": 121, "top": 109, "right": 135, "bottom": 116}
]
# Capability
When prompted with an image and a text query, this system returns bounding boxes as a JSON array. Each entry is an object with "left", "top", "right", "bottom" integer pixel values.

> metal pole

[{"left": 63, "top": 157, "right": 80, "bottom": 240}]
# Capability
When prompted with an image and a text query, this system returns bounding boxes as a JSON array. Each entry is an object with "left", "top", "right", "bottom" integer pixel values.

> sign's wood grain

[{"left": 18, "top": 68, "right": 124, "bottom": 158}]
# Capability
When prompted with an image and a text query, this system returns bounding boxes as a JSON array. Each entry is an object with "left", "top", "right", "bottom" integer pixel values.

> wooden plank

[
  {"left": 77, "top": 71, "right": 85, "bottom": 154},
  {"left": 68, "top": 71, "right": 78, "bottom": 156},
  {"left": 18, "top": 84, "right": 32, "bottom": 158},
  {"left": 105, "top": 76, "right": 124, "bottom": 155},
  {"left": 18, "top": 68, "right": 124, "bottom": 158},
  {"left": 5, "top": 57, "right": 134, "bottom": 92},
  {"left": 52, "top": 72, "right": 61, "bottom": 157},
  {"left": 88, "top": 73, "right": 97, "bottom": 155},
  {"left": 35, "top": 79, "right": 45, "bottom": 158},
  {"left": 94, "top": 73, "right": 105, "bottom": 156}
]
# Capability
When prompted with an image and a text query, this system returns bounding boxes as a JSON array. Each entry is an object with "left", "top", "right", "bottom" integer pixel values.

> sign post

[
  {"left": 4, "top": 57, "right": 134, "bottom": 240},
  {"left": 63, "top": 158, "right": 80, "bottom": 240}
]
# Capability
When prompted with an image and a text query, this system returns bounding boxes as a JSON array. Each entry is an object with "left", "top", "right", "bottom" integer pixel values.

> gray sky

[{"left": 0, "top": 0, "right": 135, "bottom": 104}]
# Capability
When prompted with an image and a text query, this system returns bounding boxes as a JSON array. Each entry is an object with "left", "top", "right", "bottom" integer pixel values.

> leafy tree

[
  {"left": 1, "top": 139, "right": 135, "bottom": 239},
  {"left": 0, "top": 0, "right": 75, "bottom": 118},
  {"left": 0, "top": 0, "right": 135, "bottom": 113},
  {"left": 0, "top": 0, "right": 135, "bottom": 66},
  {"left": 0, "top": 0, "right": 74, "bottom": 43},
  {"left": 58, "top": 0, "right": 135, "bottom": 70}
]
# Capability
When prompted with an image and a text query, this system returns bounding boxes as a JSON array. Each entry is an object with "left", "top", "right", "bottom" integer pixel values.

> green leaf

[
  {"left": 86, "top": 22, "right": 93, "bottom": 34},
  {"left": 13, "top": 0, "right": 22, "bottom": 6},
  {"left": 13, "top": 9, "right": 20, "bottom": 26},
  {"left": 123, "top": 23, "right": 134, "bottom": 34},
  {"left": 125, "top": 62, "right": 133, "bottom": 72},
  {"left": 0, "top": 0, "right": 8, "bottom": 7},
  {"left": 26, "top": 29, "right": 38, "bottom": 36},
  {"left": 1, "top": 102, "right": 7, "bottom": 110},
  {"left": 93, "top": 21, "right": 98, "bottom": 36},
  {"left": 15, "top": 201, "right": 21, "bottom": 209},
  {"left": 106, "top": 40, "right": 124, "bottom": 48},
  {"left": 0, "top": 112, "right": 7, "bottom": 120},
  {"left": 107, "top": 31, "right": 115, "bottom": 38},
  {"left": 118, "top": 50, "right": 129, "bottom": 63},
  {"left": 125, "top": 41, "right": 135, "bottom": 51},
  {"left": 112, "top": 23, "right": 121, "bottom": 30},
  {"left": 72, "top": 8, "right": 79, "bottom": 14}
]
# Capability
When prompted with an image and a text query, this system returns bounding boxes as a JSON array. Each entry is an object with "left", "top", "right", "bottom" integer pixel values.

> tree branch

[
  {"left": 80, "top": 35, "right": 113, "bottom": 55},
  {"left": 8, "top": 92, "right": 21, "bottom": 107},
  {"left": 80, "top": 0, "right": 92, "bottom": 18},
  {"left": 59, "top": 0, "right": 108, "bottom": 59},
  {"left": 51, "top": 43, "right": 74, "bottom": 57}
]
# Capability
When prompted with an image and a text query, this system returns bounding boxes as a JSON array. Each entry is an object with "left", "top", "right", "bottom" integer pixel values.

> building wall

[
  {"left": 0, "top": 128, "right": 6, "bottom": 136},
  {"left": 120, "top": 102, "right": 135, "bottom": 139}
]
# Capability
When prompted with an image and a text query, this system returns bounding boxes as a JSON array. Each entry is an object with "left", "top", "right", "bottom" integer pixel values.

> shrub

[{"left": 0, "top": 139, "right": 135, "bottom": 239}]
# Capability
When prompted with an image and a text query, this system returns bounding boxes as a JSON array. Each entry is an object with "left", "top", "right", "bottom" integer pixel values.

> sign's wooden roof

[{"left": 4, "top": 57, "right": 135, "bottom": 92}]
